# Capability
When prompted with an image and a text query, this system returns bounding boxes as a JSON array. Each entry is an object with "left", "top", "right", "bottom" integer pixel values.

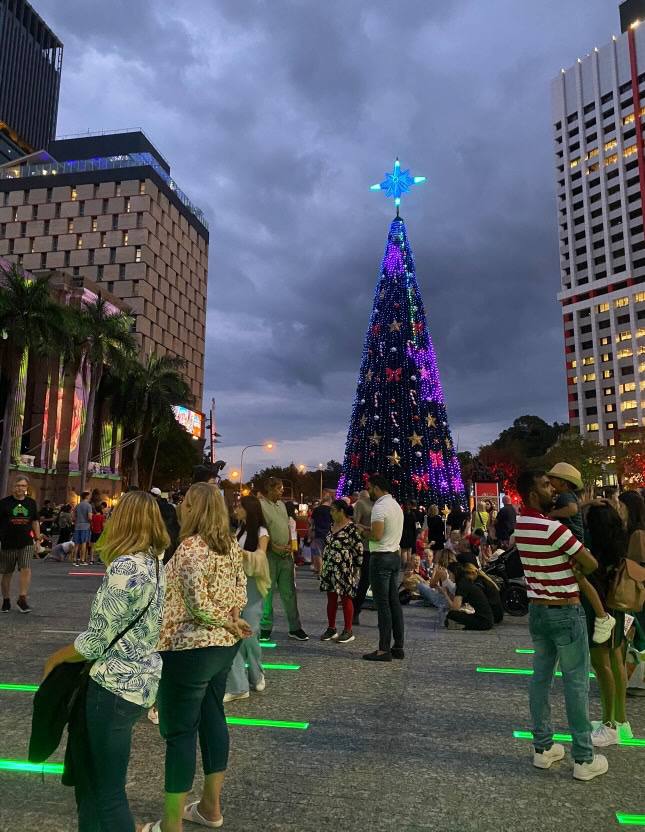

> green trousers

[{"left": 260, "top": 550, "right": 302, "bottom": 632}]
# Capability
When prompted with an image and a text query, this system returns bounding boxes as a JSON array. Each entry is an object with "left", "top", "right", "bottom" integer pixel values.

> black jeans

[
  {"left": 75, "top": 679, "right": 145, "bottom": 832},
  {"left": 158, "top": 644, "right": 239, "bottom": 793},
  {"left": 369, "top": 552, "right": 404, "bottom": 652},
  {"left": 447, "top": 610, "right": 493, "bottom": 630},
  {"left": 353, "top": 551, "right": 371, "bottom": 615}
]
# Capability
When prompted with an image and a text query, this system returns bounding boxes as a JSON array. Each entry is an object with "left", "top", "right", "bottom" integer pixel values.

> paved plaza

[{"left": 0, "top": 559, "right": 642, "bottom": 831}]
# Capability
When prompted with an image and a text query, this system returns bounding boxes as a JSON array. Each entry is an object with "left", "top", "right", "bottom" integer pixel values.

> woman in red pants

[{"left": 319, "top": 499, "right": 364, "bottom": 644}]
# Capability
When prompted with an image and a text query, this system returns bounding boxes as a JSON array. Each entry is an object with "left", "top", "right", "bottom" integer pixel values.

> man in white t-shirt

[{"left": 362, "top": 474, "right": 405, "bottom": 662}]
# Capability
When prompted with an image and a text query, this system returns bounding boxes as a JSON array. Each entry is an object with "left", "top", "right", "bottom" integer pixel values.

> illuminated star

[
  {"left": 370, "top": 157, "right": 427, "bottom": 210},
  {"left": 388, "top": 450, "right": 401, "bottom": 466},
  {"left": 359, "top": 415, "right": 368, "bottom": 427},
  {"left": 366, "top": 369, "right": 374, "bottom": 382},
  {"left": 409, "top": 432, "right": 423, "bottom": 447},
  {"left": 389, "top": 320, "right": 402, "bottom": 333},
  {"left": 369, "top": 431, "right": 381, "bottom": 446},
  {"left": 426, "top": 414, "right": 436, "bottom": 428},
  {"left": 445, "top": 438, "right": 452, "bottom": 449}
]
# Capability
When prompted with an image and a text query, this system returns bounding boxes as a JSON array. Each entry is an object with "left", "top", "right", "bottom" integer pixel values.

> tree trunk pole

[{"left": 148, "top": 436, "right": 161, "bottom": 491}]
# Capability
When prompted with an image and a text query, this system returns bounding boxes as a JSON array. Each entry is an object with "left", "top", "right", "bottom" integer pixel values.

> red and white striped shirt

[{"left": 514, "top": 508, "right": 582, "bottom": 600}]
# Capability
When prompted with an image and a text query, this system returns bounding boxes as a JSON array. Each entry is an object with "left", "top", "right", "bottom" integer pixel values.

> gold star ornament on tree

[
  {"left": 369, "top": 431, "right": 382, "bottom": 446},
  {"left": 389, "top": 319, "right": 402, "bottom": 332},
  {"left": 359, "top": 415, "right": 368, "bottom": 427},
  {"left": 387, "top": 450, "right": 401, "bottom": 466},
  {"left": 409, "top": 432, "right": 423, "bottom": 447},
  {"left": 426, "top": 414, "right": 436, "bottom": 428}
]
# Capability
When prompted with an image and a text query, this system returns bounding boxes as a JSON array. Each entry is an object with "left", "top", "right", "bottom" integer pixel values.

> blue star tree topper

[{"left": 370, "top": 157, "right": 426, "bottom": 215}]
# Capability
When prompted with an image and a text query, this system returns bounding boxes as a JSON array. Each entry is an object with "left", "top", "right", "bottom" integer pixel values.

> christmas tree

[{"left": 337, "top": 159, "right": 466, "bottom": 508}]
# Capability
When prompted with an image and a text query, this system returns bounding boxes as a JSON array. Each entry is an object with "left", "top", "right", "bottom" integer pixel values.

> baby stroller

[{"left": 484, "top": 545, "right": 528, "bottom": 617}]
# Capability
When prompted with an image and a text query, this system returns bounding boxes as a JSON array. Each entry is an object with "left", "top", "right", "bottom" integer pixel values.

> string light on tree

[{"left": 337, "top": 158, "right": 466, "bottom": 508}]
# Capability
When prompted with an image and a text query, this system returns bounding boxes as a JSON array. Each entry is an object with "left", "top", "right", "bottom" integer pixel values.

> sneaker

[
  {"left": 320, "top": 627, "right": 338, "bottom": 641},
  {"left": 259, "top": 630, "right": 272, "bottom": 641},
  {"left": 591, "top": 719, "right": 603, "bottom": 732},
  {"left": 147, "top": 707, "right": 159, "bottom": 725},
  {"left": 391, "top": 647, "right": 405, "bottom": 659},
  {"left": 337, "top": 630, "right": 355, "bottom": 643},
  {"left": 16, "top": 597, "right": 31, "bottom": 614},
  {"left": 616, "top": 721, "right": 634, "bottom": 743},
  {"left": 593, "top": 613, "right": 616, "bottom": 644},
  {"left": 223, "top": 691, "right": 250, "bottom": 703},
  {"left": 288, "top": 629, "right": 310, "bottom": 641},
  {"left": 1, "top": 599, "right": 10, "bottom": 613},
  {"left": 573, "top": 754, "right": 608, "bottom": 781},
  {"left": 533, "top": 743, "right": 566, "bottom": 769},
  {"left": 252, "top": 674, "right": 266, "bottom": 692},
  {"left": 592, "top": 722, "right": 617, "bottom": 747},
  {"left": 362, "top": 650, "right": 392, "bottom": 662}
]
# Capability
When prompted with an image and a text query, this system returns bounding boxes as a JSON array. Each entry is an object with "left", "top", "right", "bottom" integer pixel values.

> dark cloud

[{"left": 35, "top": 0, "right": 617, "bottom": 470}]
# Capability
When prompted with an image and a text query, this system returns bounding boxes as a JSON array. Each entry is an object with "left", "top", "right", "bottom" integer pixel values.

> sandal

[{"left": 183, "top": 800, "right": 224, "bottom": 828}]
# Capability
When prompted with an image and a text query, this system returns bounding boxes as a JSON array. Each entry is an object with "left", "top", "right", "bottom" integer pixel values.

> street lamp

[
  {"left": 239, "top": 442, "right": 274, "bottom": 492},
  {"left": 318, "top": 463, "right": 324, "bottom": 501}
]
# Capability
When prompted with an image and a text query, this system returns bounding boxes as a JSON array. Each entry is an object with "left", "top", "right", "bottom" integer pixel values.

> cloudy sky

[{"left": 38, "top": 0, "right": 619, "bottom": 476}]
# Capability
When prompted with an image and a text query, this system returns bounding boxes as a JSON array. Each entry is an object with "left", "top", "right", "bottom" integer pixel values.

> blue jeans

[
  {"left": 417, "top": 583, "right": 450, "bottom": 625},
  {"left": 75, "top": 679, "right": 145, "bottom": 832},
  {"left": 528, "top": 604, "right": 593, "bottom": 763},
  {"left": 226, "top": 578, "right": 264, "bottom": 694},
  {"left": 369, "top": 552, "right": 404, "bottom": 652}
]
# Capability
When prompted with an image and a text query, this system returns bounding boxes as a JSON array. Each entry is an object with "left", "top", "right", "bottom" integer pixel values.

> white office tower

[{"left": 553, "top": 0, "right": 645, "bottom": 446}]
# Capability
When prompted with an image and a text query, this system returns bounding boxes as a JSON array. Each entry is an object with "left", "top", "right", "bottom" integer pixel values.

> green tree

[
  {"left": 0, "top": 265, "right": 65, "bottom": 495},
  {"left": 542, "top": 432, "right": 609, "bottom": 496},
  {"left": 492, "top": 415, "right": 569, "bottom": 460},
  {"left": 138, "top": 417, "right": 201, "bottom": 489},
  {"left": 75, "top": 296, "right": 137, "bottom": 491}
]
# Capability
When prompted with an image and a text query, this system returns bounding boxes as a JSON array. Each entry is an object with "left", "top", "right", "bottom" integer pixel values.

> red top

[
  {"left": 90, "top": 513, "right": 105, "bottom": 535},
  {"left": 514, "top": 508, "right": 582, "bottom": 600}
]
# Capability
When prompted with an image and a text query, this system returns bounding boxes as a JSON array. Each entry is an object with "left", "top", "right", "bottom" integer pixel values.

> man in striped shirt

[{"left": 514, "top": 470, "right": 608, "bottom": 782}]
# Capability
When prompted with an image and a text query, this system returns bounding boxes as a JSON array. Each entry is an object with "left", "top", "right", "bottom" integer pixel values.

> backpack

[{"left": 607, "top": 558, "right": 645, "bottom": 613}]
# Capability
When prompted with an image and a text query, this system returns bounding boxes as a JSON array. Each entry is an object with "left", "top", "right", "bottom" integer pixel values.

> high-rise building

[
  {"left": 553, "top": 1, "right": 645, "bottom": 447},
  {"left": 0, "top": 130, "right": 209, "bottom": 403},
  {"left": 0, "top": 0, "right": 63, "bottom": 162}
]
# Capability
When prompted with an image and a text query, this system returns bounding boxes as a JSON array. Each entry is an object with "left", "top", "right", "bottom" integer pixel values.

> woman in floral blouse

[
  {"left": 42, "top": 491, "right": 168, "bottom": 832},
  {"left": 144, "top": 483, "right": 251, "bottom": 832},
  {"left": 319, "top": 499, "right": 363, "bottom": 644}
]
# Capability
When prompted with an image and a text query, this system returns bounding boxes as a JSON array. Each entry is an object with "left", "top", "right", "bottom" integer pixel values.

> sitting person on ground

[
  {"left": 474, "top": 568, "right": 504, "bottom": 624},
  {"left": 442, "top": 562, "right": 494, "bottom": 631},
  {"left": 457, "top": 534, "right": 481, "bottom": 567},
  {"left": 399, "top": 554, "right": 429, "bottom": 603},
  {"left": 445, "top": 528, "right": 462, "bottom": 554},
  {"left": 415, "top": 549, "right": 455, "bottom": 623},
  {"left": 548, "top": 463, "right": 616, "bottom": 645}
]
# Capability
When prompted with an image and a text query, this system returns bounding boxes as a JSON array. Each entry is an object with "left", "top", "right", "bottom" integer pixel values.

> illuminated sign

[{"left": 172, "top": 406, "right": 203, "bottom": 438}]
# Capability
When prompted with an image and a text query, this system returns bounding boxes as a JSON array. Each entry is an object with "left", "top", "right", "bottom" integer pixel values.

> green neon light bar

[
  {"left": 476, "top": 666, "right": 595, "bottom": 679},
  {"left": 0, "top": 683, "right": 38, "bottom": 692},
  {"left": 257, "top": 663, "right": 300, "bottom": 671},
  {"left": 515, "top": 649, "right": 535, "bottom": 654},
  {"left": 617, "top": 813, "right": 645, "bottom": 826},
  {"left": 226, "top": 717, "right": 308, "bottom": 730},
  {"left": 0, "top": 759, "right": 64, "bottom": 775},
  {"left": 514, "top": 731, "right": 644, "bottom": 747},
  {"left": 259, "top": 643, "right": 277, "bottom": 648}
]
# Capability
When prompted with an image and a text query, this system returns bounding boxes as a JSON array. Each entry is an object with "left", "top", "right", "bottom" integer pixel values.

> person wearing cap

[{"left": 547, "top": 463, "right": 615, "bottom": 646}]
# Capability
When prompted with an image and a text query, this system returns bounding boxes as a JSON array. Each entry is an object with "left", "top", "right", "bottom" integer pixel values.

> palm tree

[
  {"left": 75, "top": 296, "right": 137, "bottom": 491},
  {"left": 122, "top": 353, "right": 193, "bottom": 488},
  {"left": 0, "top": 264, "right": 65, "bottom": 496}
]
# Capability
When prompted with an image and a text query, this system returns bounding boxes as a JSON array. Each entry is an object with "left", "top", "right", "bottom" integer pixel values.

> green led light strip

[
  {"left": 0, "top": 683, "right": 38, "bottom": 692},
  {"left": 0, "top": 759, "right": 63, "bottom": 774},
  {"left": 515, "top": 649, "right": 535, "bottom": 654},
  {"left": 617, "top": 813, "right": 645, "bottom": 826},
  {"left": 254, "top": 663, "right": 300, "bottom": 671},
  {"left": 259, "top": 643, "right": 277, "bottom": 648},
  {"left": 514, "top": 730, "right": 645, "bottom": 747},
  {"left": 476, "top": 666, "right": 595, "bottom": 679},
  {"left": 226, "top": 717, "right": 308, "bottom": 730}
]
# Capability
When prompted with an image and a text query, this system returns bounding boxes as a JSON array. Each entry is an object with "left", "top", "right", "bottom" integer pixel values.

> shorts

[
  {"left": 311, "top": 538, "right": 326, "bottom": 556},
  {"left": 73, "top": 529, "right": 91, "bottom": 545},
  {"left": 581, "top": 594, "right": 625, "bottom": 649},
  {"left": 0, "top": 546, "right": 34, "bottom": 574},
  {"left": 90, "top": 531, "right": 101, "bottom": 543}
]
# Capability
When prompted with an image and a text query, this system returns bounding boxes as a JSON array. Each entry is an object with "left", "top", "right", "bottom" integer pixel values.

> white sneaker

[
  {"left": 592, "top": 722, "right": 617, "bottom": 747},
  {"left": 147, "top": 707, "right": 159, "bottom": 725},
  {"left": 573, "top": 754, "right": 608, "bottom": 781},
  {"left": 533, "top": 743, "right": 566, "bottom": 769},
  {"left": 253, "top": 674, "right": 266, "bottom": 692},
  {"left": 590, "top": 719, "right": 603, "bottom": 732},
  {"left": 223, "top": 691, "right": 250, "bottom": 703},
  {"left": 593, "top": 613, "right": 616, "bottom": 644}
]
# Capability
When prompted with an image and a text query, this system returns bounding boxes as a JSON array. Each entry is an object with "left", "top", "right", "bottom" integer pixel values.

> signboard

[
  {"left": 474, "top": 481, "right": 500, "bottom": 509},
  {"left": 172, "top": 406, "right": 203, "bottom": 439}
]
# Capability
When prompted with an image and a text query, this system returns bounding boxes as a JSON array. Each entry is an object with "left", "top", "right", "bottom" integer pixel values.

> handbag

[
  {"left": 28, "top": 557, "right": 160, "bottom": 764},
  {"left": 607, "top": 557, "right": 645, "bottom": 614}
]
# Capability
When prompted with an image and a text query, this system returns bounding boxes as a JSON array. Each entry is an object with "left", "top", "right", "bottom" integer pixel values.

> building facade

[
  {"left": 0, "top": 0, "right": 63, "bottom": 160},
  {"left": 553, "top": 2, "right": 645, "bottom": 447},
  {"left": 0, "top": 131, "right": 209, "bottom": 403}
]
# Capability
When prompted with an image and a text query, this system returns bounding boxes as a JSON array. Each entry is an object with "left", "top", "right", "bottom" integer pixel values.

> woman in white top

[{"left": 225, "top": 495, "right": 271, "bottom": 701}]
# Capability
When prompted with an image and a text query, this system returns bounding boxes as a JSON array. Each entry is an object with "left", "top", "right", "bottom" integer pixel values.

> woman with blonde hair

[
  {"left": 145, "top": 483, "right": 251, "bottom": 832},
  {"left": 42, "top": 491, "right": 168, "bottom": 832}
]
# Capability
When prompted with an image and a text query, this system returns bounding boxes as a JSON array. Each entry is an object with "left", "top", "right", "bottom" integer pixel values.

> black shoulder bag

[{"left": 28, "top": 556, "right": 160, "bottom": 764}]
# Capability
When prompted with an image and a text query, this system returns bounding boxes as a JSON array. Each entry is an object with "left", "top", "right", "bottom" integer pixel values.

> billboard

[{"left": 172, "top": 406, "right": 203, "bottom": 439}]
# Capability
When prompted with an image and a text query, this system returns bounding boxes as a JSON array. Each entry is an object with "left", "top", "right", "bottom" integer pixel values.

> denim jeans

[
  {"left": 158, "top": 643, "right": 240, "bottom": 793},
  {"left": 417, "top": 583, "right": 450, "bottom": 625},
  {"left": 227, "top": 578, "right": 264, "bottom": 694},
  {"left": 528, "top": 604, "right": 593, "bottom": 763},
  {"left": 260, "top": 550, "right": 302, "bottom": 632},
  {"left": 75, "top": 679, "right": 145, "bottom": 832},
  {"left": 369, "top": 551, "right": 404, "bottom": 652}
]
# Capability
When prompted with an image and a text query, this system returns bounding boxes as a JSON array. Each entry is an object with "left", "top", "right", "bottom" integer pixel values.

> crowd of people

[{"left": 0, "top": 459, "right": 644, "bottom": 827}]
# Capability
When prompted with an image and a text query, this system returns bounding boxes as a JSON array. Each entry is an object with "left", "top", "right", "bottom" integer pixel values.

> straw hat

[{"left": 546, "top": 463, "right": 583, "bottom": 491}]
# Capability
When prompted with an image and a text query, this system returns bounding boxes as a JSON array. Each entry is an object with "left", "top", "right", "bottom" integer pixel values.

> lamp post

[
  {"left": 318, "top": 463, "right": 324, "bottom": 501},
  {"left": 239, "top": 442, "right": 274, "bottom": 493}
]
